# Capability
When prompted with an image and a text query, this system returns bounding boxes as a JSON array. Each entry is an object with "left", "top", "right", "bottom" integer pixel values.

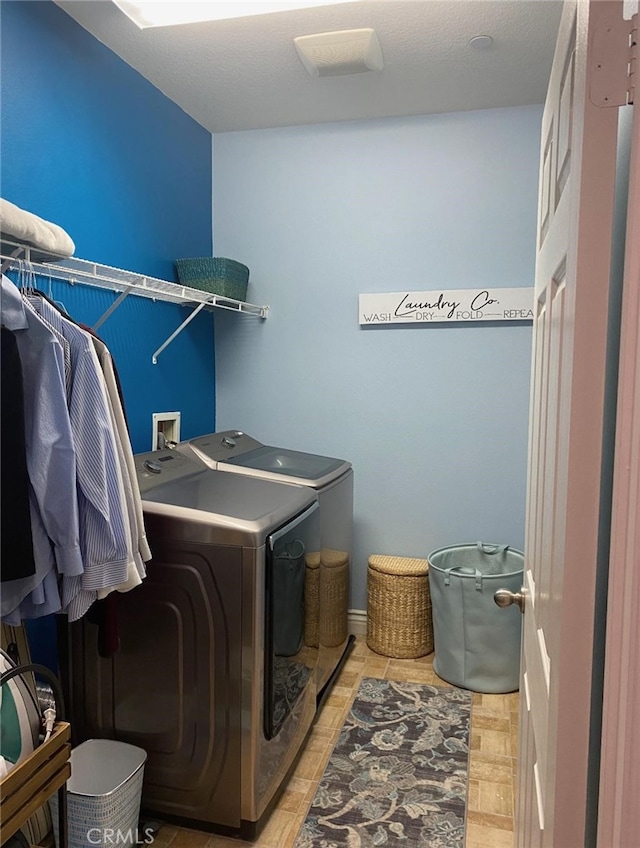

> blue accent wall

[{"left": 0, "top": 0, "right": 214, "bottom": 452}]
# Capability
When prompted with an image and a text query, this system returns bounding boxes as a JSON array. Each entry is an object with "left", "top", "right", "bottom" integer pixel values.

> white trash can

[{"left": 50, "top": 739, "right": 147, "bottom": 848}]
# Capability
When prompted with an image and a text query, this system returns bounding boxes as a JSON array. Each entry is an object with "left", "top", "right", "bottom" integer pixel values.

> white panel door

[{"left": 516, "top": 2, "right": 623, "bottom": 846}]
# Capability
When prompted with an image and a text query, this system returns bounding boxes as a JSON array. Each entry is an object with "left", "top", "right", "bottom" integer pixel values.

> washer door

[{"left": 264, "top": 501, "right": 320, "bottom": 740}]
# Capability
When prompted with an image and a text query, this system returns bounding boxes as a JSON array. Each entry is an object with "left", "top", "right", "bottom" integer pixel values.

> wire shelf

[
  {"left": 1, "top": 248, "right": 268, "bottom": 318},
  {"left": 0, "top": 242, "right": 269, "bottom": 362}
]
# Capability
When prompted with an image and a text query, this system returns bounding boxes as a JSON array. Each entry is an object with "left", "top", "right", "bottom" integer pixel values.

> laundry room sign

[{"left": 359, "top": 287, "right": 534, "bottom": 325}]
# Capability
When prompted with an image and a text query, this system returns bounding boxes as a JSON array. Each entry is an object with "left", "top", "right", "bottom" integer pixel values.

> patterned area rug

[{"left": 295, "top": 677, "right": 472, "bottom": 848}]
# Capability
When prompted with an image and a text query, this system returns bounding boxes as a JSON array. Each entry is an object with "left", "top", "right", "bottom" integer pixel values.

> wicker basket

[
  {"left": 304, "top": 549, "right": 349, "bottom": 649},
  {"left": 367, "top": 555, "right": 434, "bottom": 658},
  {"left": 175, "top": 256, "right": 249, "bottom": 301},
  {"left": 320, "top": 549, "right": 349, "bottom": 648},
  {"left": 304, "top": 553, "right": 320, "bottom": 648}
]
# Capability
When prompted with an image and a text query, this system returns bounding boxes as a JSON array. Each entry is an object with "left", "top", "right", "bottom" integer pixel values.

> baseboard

[{"left": 348, "top": 609, "right": 367, "bottom": 636}]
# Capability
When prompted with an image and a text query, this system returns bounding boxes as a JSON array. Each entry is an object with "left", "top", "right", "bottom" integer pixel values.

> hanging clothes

[
  {"left": 0, "top": 277, "right": 82, "bottom": 622},
  {"left": 0, "top": 327, "right": 36, "bottom": 581},
  {"left": 35, "top": 297, "right": 149, "bottom": 591},
  {"left": 0, "top": 274, "right": 151, "bottom": 625},
  {"left": 91, "top": 335, "right": 151, "bottom": 566},
  {"left": 26, "top": 293, "right": 132, "bottom": 619}
]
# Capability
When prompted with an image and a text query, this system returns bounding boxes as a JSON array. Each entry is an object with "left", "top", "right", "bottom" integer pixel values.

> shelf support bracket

[
  {"left": 152, "top": 300, "right": 209, "bottom": 364},
  {"left": 0, "top": 246, "right": 25, "bottom": 274},
  {"left": 92, "top": 285, "right": 135, "bottom": 331}
]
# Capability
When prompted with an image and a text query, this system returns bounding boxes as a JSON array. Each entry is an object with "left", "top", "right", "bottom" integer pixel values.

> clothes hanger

[
  {"left": 19, "top": 264, "right": 71, "bottom": 320},
  {"left": 47, "top": 268, "right": 69, "bottom": 315},
  {"left": 19, "top": 258, "right": 37, "bottom": 296}
]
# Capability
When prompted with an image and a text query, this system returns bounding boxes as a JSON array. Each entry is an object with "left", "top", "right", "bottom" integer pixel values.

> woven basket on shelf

[
  {"left": 175, "top": 257, "right": 249, "bottom": 301},
  {"left": 367, "top": 554, "right": 433, "bottom": 658}
]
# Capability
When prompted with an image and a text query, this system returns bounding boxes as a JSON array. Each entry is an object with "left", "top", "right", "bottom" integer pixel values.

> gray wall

[{"left": 212, "top": 105, "right": 542, "bottom": 611}]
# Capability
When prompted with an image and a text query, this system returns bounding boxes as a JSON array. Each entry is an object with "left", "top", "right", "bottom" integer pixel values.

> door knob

[{"left": 494, "top": 588, "right": 525, "bottom": 613}]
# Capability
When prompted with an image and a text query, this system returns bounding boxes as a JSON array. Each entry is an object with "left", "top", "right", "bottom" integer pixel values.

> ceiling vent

[{"left": 294, "top": 28, "right": 384, "bottom": 77}]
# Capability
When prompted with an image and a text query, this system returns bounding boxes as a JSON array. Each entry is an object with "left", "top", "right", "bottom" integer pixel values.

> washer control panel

[{"left": 135, "top": 449, "right": 203, "bottom": 492}]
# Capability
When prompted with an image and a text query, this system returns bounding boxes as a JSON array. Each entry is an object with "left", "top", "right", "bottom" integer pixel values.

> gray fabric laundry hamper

[{"left": 427, "top": 542, "right": 524, "bottom": 693}]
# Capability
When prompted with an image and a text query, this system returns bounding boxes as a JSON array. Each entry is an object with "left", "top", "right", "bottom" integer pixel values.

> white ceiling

[{"left": 55, "top": 0, "right": 563, "bottom": 134}]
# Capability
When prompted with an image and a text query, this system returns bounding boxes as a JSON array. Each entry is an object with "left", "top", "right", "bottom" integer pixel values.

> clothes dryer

[
  {"left": 177, "top": 431, "right": 354, "bottom": 697},
  {"left": 67, "top": 449, "right": 320, "bottom": 839}
]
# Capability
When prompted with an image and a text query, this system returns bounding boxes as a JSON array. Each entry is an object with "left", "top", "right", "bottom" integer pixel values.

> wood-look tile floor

[{"left": 152, "top": 636, "right": 518, "bottom": 848}]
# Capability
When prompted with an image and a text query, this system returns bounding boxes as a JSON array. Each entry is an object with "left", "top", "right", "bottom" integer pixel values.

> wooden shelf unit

[{"left": 0, "top": 722, "right": 71, "bottom": 847}]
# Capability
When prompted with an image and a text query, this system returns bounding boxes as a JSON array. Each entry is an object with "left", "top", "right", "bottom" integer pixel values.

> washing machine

[
  {"left": 177, "top": 430, "right": 354, "bottom": 697},
  {"left": 66, "top": 448, "right": 321, "bottom": 839}
]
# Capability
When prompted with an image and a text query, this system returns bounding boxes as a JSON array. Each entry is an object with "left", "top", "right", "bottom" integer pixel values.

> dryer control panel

[
  {"left": 135, "top": 449, "right": 203, "bottom": 492},
  {"left": 184, "top": 430, "right": 264, "bottom": 462}
]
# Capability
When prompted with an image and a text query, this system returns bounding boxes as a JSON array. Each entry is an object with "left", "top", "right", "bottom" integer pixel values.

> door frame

[{"left": 596, "top": 63, "right": 640, "bottom": 846}]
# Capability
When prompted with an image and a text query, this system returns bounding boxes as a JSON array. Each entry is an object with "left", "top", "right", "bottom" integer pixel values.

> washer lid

[
  {"left": 141, "top": 468, "right": 316, "bottom": 532},
  {"left": 222, "top": 445, "right": 350, "bottom": 488}
]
